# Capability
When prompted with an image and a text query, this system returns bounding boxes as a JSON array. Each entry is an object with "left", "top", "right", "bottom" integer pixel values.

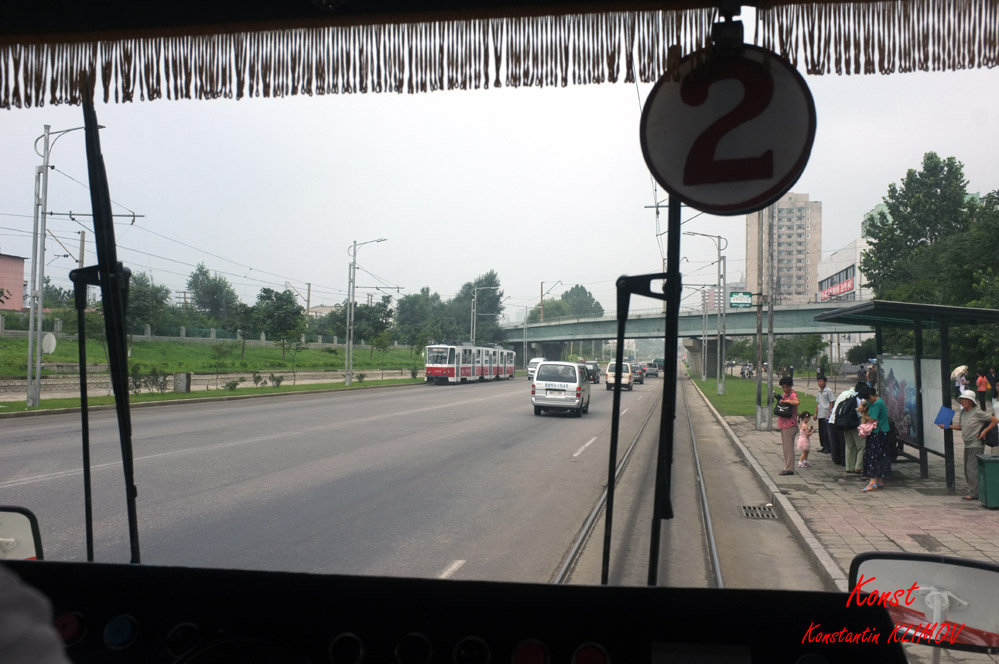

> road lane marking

[
  {"left": 621, "top": 408, "right": 629, "bottom": 415},
  {"left": 438, "top": 560, "right": 466, "bottom": 579},
  {"left": 572, "top": 437, "right": 598, "bottom": 459}
]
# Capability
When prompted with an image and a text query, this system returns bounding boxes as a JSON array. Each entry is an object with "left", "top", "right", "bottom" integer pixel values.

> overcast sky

[{"left": 1, "top": 55, "right": 996, "bottom": 323}]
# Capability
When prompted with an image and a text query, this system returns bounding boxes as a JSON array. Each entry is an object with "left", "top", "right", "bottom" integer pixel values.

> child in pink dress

[{"left": 796, "top": 411, "right": 814, "bottom": 468}]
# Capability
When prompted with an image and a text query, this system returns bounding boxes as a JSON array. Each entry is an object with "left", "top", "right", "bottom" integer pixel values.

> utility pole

[
  {"left": 306, "top": 282, "right": 311, "bottom": 314},
  {"left": 766, "top": 203, "right": 776, "bottom": 430},
  {"left": 755, "top": 207, "right": 766, "bottom": 429},
  {"left": 345, "top": 238, "right": 386, "bottom": 386}
]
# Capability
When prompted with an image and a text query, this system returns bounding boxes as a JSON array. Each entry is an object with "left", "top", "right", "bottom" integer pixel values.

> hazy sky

[{"left": 1, "top": 56, "right": 996, "bottom": 322}]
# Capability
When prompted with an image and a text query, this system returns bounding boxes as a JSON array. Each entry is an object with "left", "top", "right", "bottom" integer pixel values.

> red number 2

[{"left": 681, "top": 57, "right": 774, "bottom": 186}]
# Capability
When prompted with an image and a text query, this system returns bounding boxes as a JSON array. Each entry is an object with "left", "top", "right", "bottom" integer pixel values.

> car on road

[
  {"left": 531, "top": 361, "right": 591, "bottom": 417},
  {"left": 642, "top": 362, "right": 659, "bottom": 377},
  {"left": 604, "top": 361, "right": 633, "bottom": 391},
  {"left": 526, "top": 356, "right": 546, "bottom": 381},
  {"left": 632, "top": 363, "right": 645, "bottom": 384},
  {"left": 583, "top": 361, "right": 600, "bottom": 383}
]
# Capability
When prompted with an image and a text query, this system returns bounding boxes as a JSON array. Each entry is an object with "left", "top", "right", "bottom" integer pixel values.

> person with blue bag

[{"left": 938, "top": 390, "right": 998, "bottom": 501}]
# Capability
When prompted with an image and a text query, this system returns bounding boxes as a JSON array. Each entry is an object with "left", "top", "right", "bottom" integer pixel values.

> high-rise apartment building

[{"left": 745, "top": 193, "right": 822, "bottom": 305}]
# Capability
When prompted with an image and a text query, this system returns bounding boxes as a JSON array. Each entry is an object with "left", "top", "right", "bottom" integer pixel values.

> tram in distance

[{"left": 424, "top": 343, "right": 516, "bottom": 384}]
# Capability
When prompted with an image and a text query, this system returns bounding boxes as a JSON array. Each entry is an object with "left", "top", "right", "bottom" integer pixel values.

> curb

[
  {"left": 687, "top": 377, "right": 849, "bottom": 593},
  {"left": 0, "top": 381, "right": 431, "bottom": 420}
]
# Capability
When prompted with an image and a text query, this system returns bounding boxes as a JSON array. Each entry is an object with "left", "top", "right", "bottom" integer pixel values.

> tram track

[{"left": 552, "top": 387, "right": 663, "bottom": 585}]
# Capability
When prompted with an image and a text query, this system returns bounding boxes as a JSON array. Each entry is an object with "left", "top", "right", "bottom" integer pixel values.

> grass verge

[
  {"left": 690, "top": 374, "right": 818, "bottom": 419},
  {"left": 0, "top": 377, "right": 428, "bottom": 413}
]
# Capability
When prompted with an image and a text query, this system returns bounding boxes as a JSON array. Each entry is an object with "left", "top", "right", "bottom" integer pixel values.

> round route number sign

[{"left": 640, "top": 45, "right": 816, "bottom": 216}]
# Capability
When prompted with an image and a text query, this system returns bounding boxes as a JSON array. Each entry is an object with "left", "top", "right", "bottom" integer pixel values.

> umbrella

[{"left": 951, "top": 365, "right": 968, "bottom": 380}]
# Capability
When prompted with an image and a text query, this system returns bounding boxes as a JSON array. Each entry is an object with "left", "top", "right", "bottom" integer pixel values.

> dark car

[
  {"left": 583, "top": 361, "right": 600, "bottom": 384},
  {"left": 632, "top": 363, "right": 645, "bottom": 384}
]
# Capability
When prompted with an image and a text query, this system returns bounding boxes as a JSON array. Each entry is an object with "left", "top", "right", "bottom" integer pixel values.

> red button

[
  {"left": 572, "top": 643, "right": 608, "bottom": 664},
  {"left": 54, "top": 612, "right": 85, "bottom": 645},
  {"left": 511, "top": 640, "right": 548, "bottom": 664}
]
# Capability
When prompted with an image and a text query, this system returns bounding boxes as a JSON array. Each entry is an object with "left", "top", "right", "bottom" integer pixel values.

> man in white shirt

[{"left": 815, "top": 375, "right": 835, "bottom": 454}]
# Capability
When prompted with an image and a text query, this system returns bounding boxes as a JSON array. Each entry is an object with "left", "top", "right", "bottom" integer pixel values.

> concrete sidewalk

[{"left": 695, "top": 384, "right": 999, "bottom": 663}]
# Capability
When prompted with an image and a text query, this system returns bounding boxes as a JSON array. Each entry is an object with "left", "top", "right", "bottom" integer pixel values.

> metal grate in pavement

[{"left": 742, "top": 505, "right": 777, "bottom": 519}]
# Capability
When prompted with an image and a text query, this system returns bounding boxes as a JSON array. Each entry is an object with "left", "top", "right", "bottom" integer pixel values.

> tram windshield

[
  {"left": 2, "top": 2, "right": 999, "bottom": 662},
  {"left": 426, "top": 347, "right": 451, "bottom": 365}
]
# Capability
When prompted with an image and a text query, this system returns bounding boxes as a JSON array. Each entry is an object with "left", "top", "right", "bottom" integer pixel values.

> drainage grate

[{"left": 742, "top": 505, "right": 778, "bottom": 519}]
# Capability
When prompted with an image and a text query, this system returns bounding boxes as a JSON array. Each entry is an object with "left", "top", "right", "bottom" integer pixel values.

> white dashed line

[
  {"left": 438, "top": 560, "right": 466, "bottom": 579},
  {"left": 572, "top": 437, "right": 598, "bottom": 459}
]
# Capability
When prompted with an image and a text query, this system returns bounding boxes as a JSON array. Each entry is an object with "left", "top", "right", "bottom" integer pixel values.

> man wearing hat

[{"left": 938, "top": 390, "right": 998, "bottom": 501}]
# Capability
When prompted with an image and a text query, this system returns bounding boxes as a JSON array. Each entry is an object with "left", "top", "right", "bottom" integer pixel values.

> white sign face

[
  {"left": 729, "top": 291, "right": 753, "bottom": 308},
  {"left": 640, "top": 45, "right": 816, "bottom": 216},
  {"left": 42, "top": 332, "right": 57, "bottom": 354}
]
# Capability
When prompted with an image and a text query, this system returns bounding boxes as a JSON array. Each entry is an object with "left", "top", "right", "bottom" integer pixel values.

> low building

[{"left": 0, "top": 254, "right": 26, "bottom": 311}]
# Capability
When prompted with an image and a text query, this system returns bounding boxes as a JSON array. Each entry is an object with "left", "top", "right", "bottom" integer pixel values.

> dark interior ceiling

[{"left": 2, "top": 1, "right": 722, "bottom": 41}]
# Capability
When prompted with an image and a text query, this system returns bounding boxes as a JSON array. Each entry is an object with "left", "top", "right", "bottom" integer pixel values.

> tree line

[{"left": 35, "top": 265, "right": 606, "bottom": 357}]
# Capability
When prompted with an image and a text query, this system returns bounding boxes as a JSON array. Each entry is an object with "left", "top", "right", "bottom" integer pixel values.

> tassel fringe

[
  {"left": 1, "top": 2, "right": 996, "bottom": 108},
  {"left": 0, "top": 10, "right": 714, "bottom": 108},
  {"left": 756, "top": 0, "right": 999, "bottom": 75}
]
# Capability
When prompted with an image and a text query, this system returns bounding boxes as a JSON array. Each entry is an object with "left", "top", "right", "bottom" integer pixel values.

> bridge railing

[{"left": 502, "top": 296, "right": 871, "bottom": 329}]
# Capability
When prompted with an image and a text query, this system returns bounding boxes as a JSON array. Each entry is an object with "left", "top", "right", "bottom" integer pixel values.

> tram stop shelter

[{"left": 814, "top": 300, "right": 999, "bottom": 490}]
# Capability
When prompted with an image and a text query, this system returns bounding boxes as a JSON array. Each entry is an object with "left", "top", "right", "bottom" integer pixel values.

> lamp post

[
  {"left": 539, "top": 280, "right": 563, "bottom": 322},
  {"left": 683, "top": 231, "right": 729, "bottom": 395},
  {"left": 345, "top": 237, "right": 386, "bottom": 386},
  {"left": 470, "top": 286, "right": 501, "bottom": 345},
  {"left": 26, "top": 124, "right": 99, "bottom": 406}
]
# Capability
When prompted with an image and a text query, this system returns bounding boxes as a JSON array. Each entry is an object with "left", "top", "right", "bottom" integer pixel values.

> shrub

[
  {"left": 356, "top": 373, "right": 366, "bottom": 383},
  {"left": 410, "top": 366, "right": 418, "bottom": 379},
  {"left": 269, "top": 374, "right": 284, "bottom": 388},
  {"left": 224, "top": 378, "right": 245, "bottom": 391},
  {"left": 252, "top": 371, "right": 263, "bottom": 387}
]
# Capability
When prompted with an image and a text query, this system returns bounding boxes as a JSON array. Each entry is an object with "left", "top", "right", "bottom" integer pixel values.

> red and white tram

[{"left": 424, "top": 344, "right": 516, "bottom": 384}]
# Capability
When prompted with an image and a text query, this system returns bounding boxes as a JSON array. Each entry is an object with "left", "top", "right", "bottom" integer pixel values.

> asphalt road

[{"left": 1, "top": 378, "right": 661, "bottom": 582}]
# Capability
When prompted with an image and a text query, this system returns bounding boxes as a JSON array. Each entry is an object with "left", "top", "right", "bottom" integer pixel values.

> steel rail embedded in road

[
  {"left": 679, "top": 376, "right": 725, "bottom": 589},
  {"left": 552, "top": 389, "right": 663, "bottom": 585}
]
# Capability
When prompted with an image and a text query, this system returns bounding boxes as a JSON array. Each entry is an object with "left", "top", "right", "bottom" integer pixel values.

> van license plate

[{"left": 546, "top": 389, "right": 564, "bottom": 397}]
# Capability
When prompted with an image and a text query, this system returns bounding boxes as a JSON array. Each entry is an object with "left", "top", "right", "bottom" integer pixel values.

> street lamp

[
  {"left": 26, "top": 123, "right": 101, "bottom": 407},
  {"left": 470, "top": 286, "right": 501, "bottom": 345},
  {"left": 683, "top": 231, "right": 729, "bottom": 395},
  {"left": 345, "top": 237, "right": 386, "bottom": 386},
  {"left": 539, "top": 280, "right": 563, "bottom": 322}
]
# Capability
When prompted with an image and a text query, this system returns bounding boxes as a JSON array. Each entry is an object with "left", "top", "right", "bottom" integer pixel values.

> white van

[
  {"left": 531, "top": 361, "right": 591, "bottom": 417},
  {"left": 605, "top": 361, "right": 633, "bottom": 391},
  {"left": 526, "top": 356, "right": 547, "bottom": 381}
]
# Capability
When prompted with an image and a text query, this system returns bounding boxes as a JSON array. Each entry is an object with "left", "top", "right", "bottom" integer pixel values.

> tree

[
  {"left": 527, "top": 298, "right": 569, "bottom": 323},
  {"left": 846, "top": 338, "right": 878, "bottom": 365},
  {"left": 445, "top": 271, "right": 504, "bottom": 343},
  {"left": 43, "top": 276, "right": 73, "bottom": 308},
  {"left": 354, "top": 295, "right": 394, "bottom": 358},
  {"left": 187, "top": 263, "right": 239, "bottom": 323},
  {"left": 861, "top": 152, "right": 975, "bottom": 299},
  {"left": 395, "top": 287, "right": 444, "bottom": 353},
  {"left": 126, "top": 271, "right": 172, "bottom": 335},
  {"left": 255, "top": 288, "right": 305, "bottom": 358},
  {"left": 560, "top": 284, "right": 604, "bottom": 318}
]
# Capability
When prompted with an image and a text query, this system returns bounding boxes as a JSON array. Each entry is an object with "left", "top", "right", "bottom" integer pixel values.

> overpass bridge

[
  {"left": 501, "top": 301, "right": 869, "bottom": 344},
  {"left": 501, "top": 301, "right": 871, "bottom": 371}
]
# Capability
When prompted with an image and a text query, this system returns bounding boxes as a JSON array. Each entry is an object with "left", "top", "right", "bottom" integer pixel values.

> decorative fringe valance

[
  {"left": 2, "top": 1, "right": 996, "bottom": 108},
  {"left": 756, "top": 0, "right": 999, "bottom": 75},
  {"left": 0, "top": 10, "right": 715, "bottom": 108}
]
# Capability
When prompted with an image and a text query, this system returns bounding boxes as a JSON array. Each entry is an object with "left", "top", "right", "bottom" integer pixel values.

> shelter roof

[{"left": 813, "top": 300, "right": 999, "bottom": 329}]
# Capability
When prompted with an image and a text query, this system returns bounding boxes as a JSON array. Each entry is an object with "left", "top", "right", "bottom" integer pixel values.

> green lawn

[
  {"left": 0, "top": 337, "right": 427, "bottom": 378},
  {"left": 690, "top": 374, "right": 818, "bottom": 419}
]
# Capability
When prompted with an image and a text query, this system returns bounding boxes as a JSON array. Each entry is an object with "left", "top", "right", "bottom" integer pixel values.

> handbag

[
  {"left": 981, "top": 423, "right": 999, "bottom": 448},
  {"left": 773, "top": 397, "right": 792, "bottom": 419},
  {"left": 857, "top": 421, "right": 876, "bottom": 438}
]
